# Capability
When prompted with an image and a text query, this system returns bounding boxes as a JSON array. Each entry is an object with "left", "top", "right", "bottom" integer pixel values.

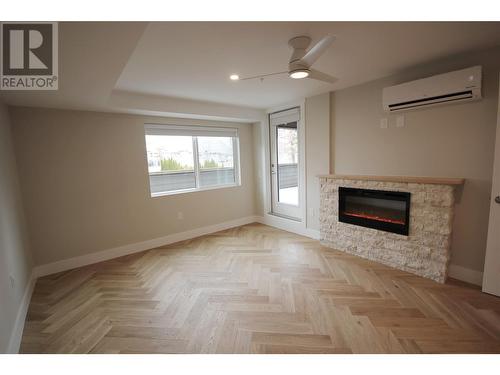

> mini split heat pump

[{"left": 382, "top": 66, "right": 482, "bottom": 112}]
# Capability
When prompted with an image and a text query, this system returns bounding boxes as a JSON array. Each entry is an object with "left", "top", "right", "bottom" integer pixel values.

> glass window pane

[
  {"left": 197, "top": 136, "right": 235, "bottom": 187},
  {"left": 145, "top": 135, "right": 195, "bottom": 193},
  {"left": 277, "top": 122, "right": 298, "bottom": 206}
]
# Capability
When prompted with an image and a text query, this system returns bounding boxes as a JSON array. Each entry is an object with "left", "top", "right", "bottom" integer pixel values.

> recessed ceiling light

[
  {"left": 289, "top": 69, "right": 310, "bottom": 79},
  {"left": 230, "top": 74, "right": 240, "bottom": 81}
]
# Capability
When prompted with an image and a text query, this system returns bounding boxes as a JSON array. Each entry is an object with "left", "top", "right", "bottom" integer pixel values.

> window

[{"left": 144, "top": 124, "right": 240, "bottom": 196}]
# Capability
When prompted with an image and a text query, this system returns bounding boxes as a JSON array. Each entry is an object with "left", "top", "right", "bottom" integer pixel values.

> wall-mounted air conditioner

[{"left": 382, "top": 66, "right": 482, "bottom": 112}]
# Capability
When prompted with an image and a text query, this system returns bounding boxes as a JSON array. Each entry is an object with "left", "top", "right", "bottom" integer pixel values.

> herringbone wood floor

[{"left": 20, "top": 223, "right": 500, "bottom": 354}]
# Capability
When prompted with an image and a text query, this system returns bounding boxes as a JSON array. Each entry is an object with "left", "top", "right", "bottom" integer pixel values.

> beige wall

[
  {"left": 10, "top": 107, "right": 257, "bottom": 266},
  {"left": 252, "top": 122, "right": 265, "bottom": 216},
  {"left": 305, "top": 93, "right": 330, "bottom": 231},
  {"left": 331, "top": 47, "right": 500, "bottom": 273},
  {"left": 0, "top": 102, "right": 33, "bottom": 352}
]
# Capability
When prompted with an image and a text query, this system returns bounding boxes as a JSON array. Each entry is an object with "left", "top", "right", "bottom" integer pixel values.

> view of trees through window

[
  {"left": 146, "top": 135, "right": 194, "bottom": 173},
  {"left": 146, "top": 135, "right": 234, "bottom": 173},
  {"left": 277, "top": 126, "right": 298, "bottom": 164},
  {"left": 197, "top": 136, "right": 234, "bottom": 170},
  {"left": 276, "top": 123, "right": 299, "bottom": 206},
  {"left": 160, "top": 157, "right": 188, "bottom": 171}
]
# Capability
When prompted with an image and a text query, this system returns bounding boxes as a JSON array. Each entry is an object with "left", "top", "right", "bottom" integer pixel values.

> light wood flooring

[{"left": 20, "top": 223, "right": 500, "bottom": 354}]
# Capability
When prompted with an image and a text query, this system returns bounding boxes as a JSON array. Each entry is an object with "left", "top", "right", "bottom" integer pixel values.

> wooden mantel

[{"left": 317, "top": 174, "right": 465, "bottom": 186}]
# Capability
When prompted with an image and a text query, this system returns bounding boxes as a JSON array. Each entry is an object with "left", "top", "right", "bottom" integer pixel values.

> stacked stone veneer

[{"left": 319, "top": 178, "right": 457, "bottom": 283}]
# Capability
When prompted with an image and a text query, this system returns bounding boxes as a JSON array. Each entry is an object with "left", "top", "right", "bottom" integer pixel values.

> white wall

[
  {"left": 0, "top": 102, "right": 33, "bottom": 353},
  {"left": 10, "top": 107, "right": 257, "bottom": 267},
  {"left": 331, "top": 47, "right": 500, "bottom": 276}
]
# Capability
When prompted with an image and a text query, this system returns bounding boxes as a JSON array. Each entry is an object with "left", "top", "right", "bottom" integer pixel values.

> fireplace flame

[{"left": 344, "top": 211, "right": 405, "bottom": 225}]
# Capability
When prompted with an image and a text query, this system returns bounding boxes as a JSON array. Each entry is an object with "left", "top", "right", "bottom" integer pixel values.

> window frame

[{"left": 144, "top": 124, "right": 241, "bottom": 197}]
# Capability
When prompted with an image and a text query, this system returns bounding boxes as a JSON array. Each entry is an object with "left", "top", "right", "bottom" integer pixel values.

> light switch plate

[{"left": 380, "top": 118, "right": 388, "bottom": 129}]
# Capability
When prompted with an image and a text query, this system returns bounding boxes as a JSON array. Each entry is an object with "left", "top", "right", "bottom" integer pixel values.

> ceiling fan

[{"left": 230, "top": 35, "right": 337, "bottom": 84}]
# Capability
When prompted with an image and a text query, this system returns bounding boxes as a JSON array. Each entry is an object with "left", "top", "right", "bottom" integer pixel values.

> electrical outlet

[
  {"left": 380, "top": 118, "right": 388, "bottom": 129},
  {"left": 396, "top": 115, "right": 405, "bottom": 128},
  {"left": 9, "top": 275, "right": 15, "bottom": 289},
  {"left": 177, "top": 211, "right": 184, "bottom": 220}
]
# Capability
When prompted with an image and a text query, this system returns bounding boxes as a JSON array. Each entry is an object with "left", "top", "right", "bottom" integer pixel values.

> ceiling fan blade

[
  {"left": 308, "top": 69, "right": 338, "bottom": 84},
  {"left": 239, "top": 71, "right": 288, "bottom": 81},
  {"left": 301, "top": 35, "right": 336, "bottom": 67}
]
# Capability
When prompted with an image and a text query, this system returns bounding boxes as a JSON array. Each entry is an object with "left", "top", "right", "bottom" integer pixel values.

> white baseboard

[
  {"left": 7, "top": 271, "right": 37, "bottom": 354},
  {"left": 32, "top": 214, "right": 321, "bottom": 279},
  {"left": 32, "top": 214, "right": 482, "bottom": 285},
  {"left": 448, "top": 264, "right": 484, "bottom": 286},
  {"left": 33, "top": 215, "right": 261, "bottom": 278},
  {"left": 256, "top": 214, "right": 320, "bottom": 240}
]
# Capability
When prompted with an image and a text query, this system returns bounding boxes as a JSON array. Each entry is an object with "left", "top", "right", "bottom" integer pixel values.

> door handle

[{"left": 495, "top": 196, "right": 500, "bottom": 204}]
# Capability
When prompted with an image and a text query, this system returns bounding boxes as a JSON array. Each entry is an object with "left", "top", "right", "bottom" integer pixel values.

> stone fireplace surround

[{"left": 319, "top": 175, "right": 464, "bottom": 283}]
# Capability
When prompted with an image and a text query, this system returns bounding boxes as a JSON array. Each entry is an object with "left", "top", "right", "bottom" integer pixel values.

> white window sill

[{"left": 150, "top": 183, "right": 241, "bottom": 198}]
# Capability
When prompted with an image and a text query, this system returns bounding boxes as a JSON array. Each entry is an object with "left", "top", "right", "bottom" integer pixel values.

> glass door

[{"left": 270, "top": 108, "right": 301, "bottom": 219}]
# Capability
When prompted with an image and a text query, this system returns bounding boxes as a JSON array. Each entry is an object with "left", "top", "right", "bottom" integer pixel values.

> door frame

[
  {"left": 263, "top": 100, "right": 306, "bottom": 224},
  {"left": 269, "top": 107, "right": 301, "bottom": 219},
  {"left": 482, "top": 75, "right": 500, "bottom": 296}
]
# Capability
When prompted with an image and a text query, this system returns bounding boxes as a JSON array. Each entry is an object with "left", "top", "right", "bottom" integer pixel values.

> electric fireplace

[{"left": 338, "top": 187, "right": 411, "bottom": 235}]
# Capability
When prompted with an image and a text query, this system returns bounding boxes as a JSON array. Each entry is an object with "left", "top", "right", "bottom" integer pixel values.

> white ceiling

[
  {"left": 0, "top": 22, "right": 148, "bottom": 112},
  {"left": 2, "top": 22, "right": 500, "bottom": 114},
  {"left": 116, "top": 22, "right": 500, "bottom": 108}
]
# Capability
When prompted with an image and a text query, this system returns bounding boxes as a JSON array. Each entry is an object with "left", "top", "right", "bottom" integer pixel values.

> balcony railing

[
  {"left": 149, "top": 164, "right": 298, "bottom": 194},
  {"left": 149, "top": 167, "right": 235, "bottom": 193},
  {"left": 278, "top": 163, "right": 298, "bottom": 189}
]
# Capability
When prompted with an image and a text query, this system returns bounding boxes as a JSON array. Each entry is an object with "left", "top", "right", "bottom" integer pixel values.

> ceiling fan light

[
  {"left": 289, "top": 69, "right": 310, "bottom": 79},
  {"left": 230, "top": 74, "right": 240, "bottom": 81}
]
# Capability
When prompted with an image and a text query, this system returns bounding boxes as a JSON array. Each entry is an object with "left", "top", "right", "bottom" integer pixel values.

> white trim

[
  {"left": 192, "top": 136, "right": 201, "bottom": 188},
  {"left": 233, "top": 136, "right": 241, "bottom": 186},
  {"left": 266, "top": 100, "right": 306, "bottom": 115},
  {"left": 145, "top": 127, "right": 241, "bottom": 197},
  {"left": 269, "top": 107, "right": 300, "bottom": 123},
  {"left": 151, "top": 181, "right": 240, "bottom": 198},
  {"left": 482, "top": 75, "right": 500, "bottom": 296},
  {"left": 269, "top": 108, "right": 301, "bottom": 219},
  {"left": 33, "top": 215, "right": 261, "bottom": 278},
  {"left": 448, "top": 264, "right": 484, "bottom": 286},
  {"left": 145, "top": 123, "right": 238, "bottom": 137},
  {"left": 298, "top": 102, "right": 307, "bottom": 226},
  {"left": 256, "top": 214, "right": 320, "bottom": 240},
  {"left": 265, "top": 99, "right": 307, "bottom": 225},
  {"left": 32, "top": 214, "right": 322, "bottom": 280},
  {"left": 6, "top": 271, "right": 37, "bottom": 354}
]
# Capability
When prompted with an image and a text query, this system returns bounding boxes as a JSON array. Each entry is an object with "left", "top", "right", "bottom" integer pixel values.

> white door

[
  {"left": 483, "top": 76, "right": 500, "bottom": 296},
  {"left": 270, "top": 108, "right": 301, "bottom": 219}
]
